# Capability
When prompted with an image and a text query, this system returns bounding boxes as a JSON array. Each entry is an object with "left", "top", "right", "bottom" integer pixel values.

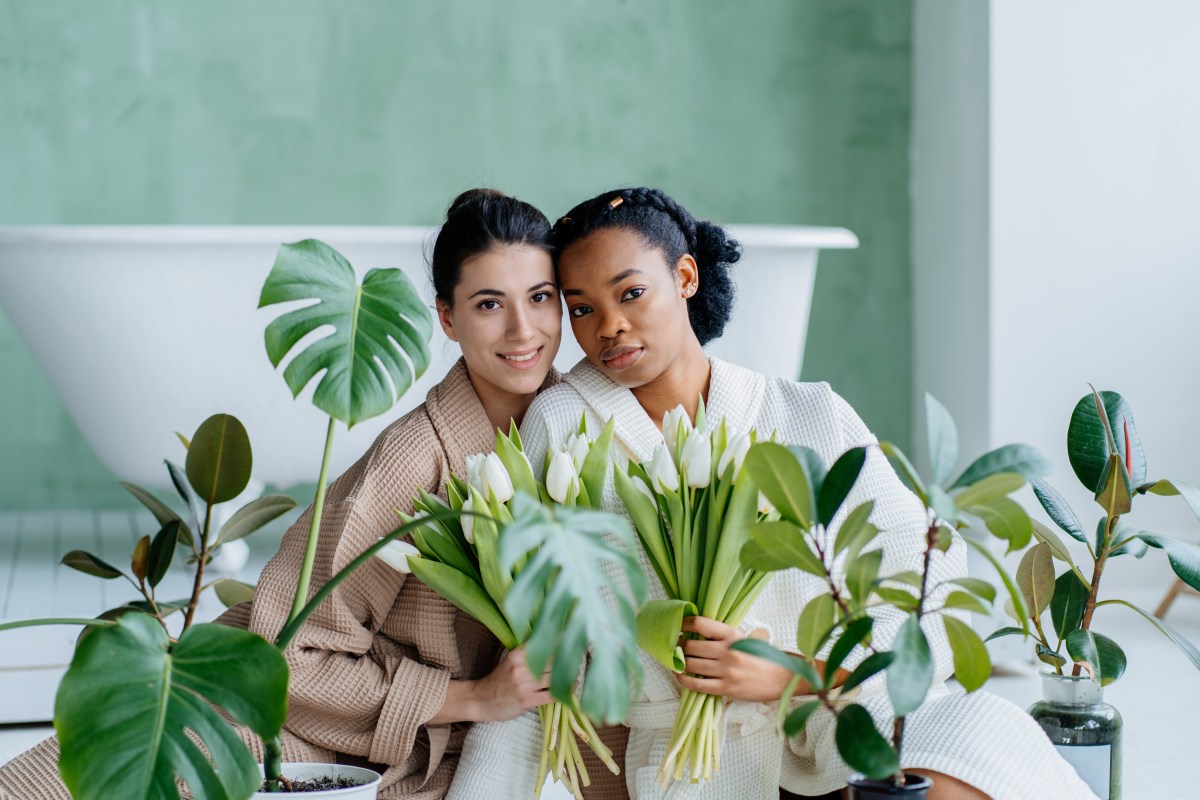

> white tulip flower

[
  {"left": 662, "top": 405, "right": 690, "bottom": 461},
  {"left": 461, "top": 496, "right": 476, "bottom": 543},
  {"left": 547, "top": 450, "right": 581, "bottom": 505},
  {"left": 757, "top": 491, "right": 777, "bottom": 517},
  {"left": 480, "top": 452, "right": 514, "bottom": 504},
  {"left": 649, "top": 443, "right": 680, "bottom": 494},
  {"left": 718, "top": 433, "right": 753, "bottom": 482},
  {"left": 466, "top": 454, "right": 486, "bottom": 495},
  {"left": 565, "top": 433, "right": 591, "bottom": 473},
  {"left": 376, "top": 539, "right": 421, "bottom": 573},
  {"left": 680, "top": 429, "right": 712, "bottom": 488}
]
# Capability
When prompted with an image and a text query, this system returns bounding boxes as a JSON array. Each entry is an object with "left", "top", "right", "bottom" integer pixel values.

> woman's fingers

[
  {"left": 680, "top": 637, "right": 724, "bottom": 659},
  {"left": 681, "top": 615, "right": 737, "bottom": 640},
  {"left": 675, "top": 672, "right": 724, "bottom": 695},
  {"left": 682, "top": 656, "right": 724, "bottom": 678}
]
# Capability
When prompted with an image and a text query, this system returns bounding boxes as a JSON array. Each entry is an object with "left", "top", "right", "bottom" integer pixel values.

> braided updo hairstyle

[
  {"left": 430, "top": 188, "right": 553, "bottom": 307},
  {"left": 549, "top": 187, "right": 740, "bottom": 345}
]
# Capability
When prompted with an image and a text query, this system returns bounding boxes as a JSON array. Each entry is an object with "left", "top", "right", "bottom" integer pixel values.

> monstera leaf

[
  {"left": 499, "top": 494, "right": 647, "bottom": 724},
  {"left": 259, "top": 239, "right": 433, "bottom": 428},
  {"left": 55, "top": 614, "right": 288, "bottom": 800}
]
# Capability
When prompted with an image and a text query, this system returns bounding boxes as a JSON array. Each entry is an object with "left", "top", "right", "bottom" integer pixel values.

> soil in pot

[{"left": 848, "top": 773, "right": 933, "bottom": 799}]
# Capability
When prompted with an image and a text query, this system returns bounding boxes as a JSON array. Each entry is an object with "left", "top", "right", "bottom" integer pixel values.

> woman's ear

[
  {"left": 675, "top": 254, "right": 699, "bottom": 299},
  {"left": 436, "top": 298, "right": 458, "bottom": 342}
]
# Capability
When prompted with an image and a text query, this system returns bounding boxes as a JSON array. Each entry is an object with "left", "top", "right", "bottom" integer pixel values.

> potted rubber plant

[
  {"left": 731, "top": 393, "right": 1046, "bottom": 798},
  {"left": 988, "top": 388, "right": 1200, "bottom": 800}
]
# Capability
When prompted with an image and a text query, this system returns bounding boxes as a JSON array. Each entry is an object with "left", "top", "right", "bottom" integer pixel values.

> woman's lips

[
  {"left": 498, "top": 346, "right": 543, "bottom": 370},
  {"left": 601, "top": 345, "right": 643, "bottom": 371}
]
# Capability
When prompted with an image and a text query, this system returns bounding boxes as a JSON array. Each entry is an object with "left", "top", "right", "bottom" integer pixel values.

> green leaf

[
  {"left": 1102, "top": 599, "right": 1200, "bottom": 673},
  {"left": 963, "top": 536, "right": 1029, "bottom": 634},
  {"left": 740, "top": 520, "right": 825, "bottom": 576},
  {"left": 984, "top": 625, "right": 1026, "bottom": 643},
  {"left": 880, "top": 441, "right": 928, "bottom": 504},
  {"left": 1140, "top": 534, "right": 1200, "bottom": 592},
  {"left": 1050, "top": 571, "right": 1088, "bottom": 641},
  {"left": 953, "top": 472, "right": 1025, "bottom": 509},
  {"left": 146, "top": 520, "right": 180, "bottom": 588},
  {"left": 1091, "top": 631, "right": 1127, "bottom": 686},
  {"left": 966, "top": 497, "right": 1033, "bottom": 552},
  {"left": 841, "top": 651, "right": 895, "bottom": 694},
  {"left": 1094, "top": 454, "right": 1133, "bottom": 517},
  {"left": 499, "top": 495, "right": 645, "bottom": 724},
  {"left": 941, "top": 591, "right": 991, "bottom": 615},
  {"left": 119, "top": 482, "right": 195, "bottom": 548},
  {"left": 730, "top": 638, "right": 824, "bottom": 689},
  {"left": 215, "top": 494, "right": 297, "bottom": 547},
  {"left": 944, "top": 616, "right": 990, "bottom": 691},
  {"left": 923, "top": 393, "right": 959, "bottom": 486},
  {"left": 1109, "top": 529, "right": 1149, "bottom": 559},
  {"left": 1030, "top": 520, "right": 1077, "bottom": 566},
  {"left": 874, "top": 587, "right": 919, "bottom": 611},
  {"left": 825, "top": 616, "right": 874, "bottom": 678},
  {"left": 845, "top": 549, "right": 883, "bottom": 606},
  {"left": 61, "top": 550, "right": 124, "bottom": 580},
  {"left": 185, "top": 414, "right": 253, "bottom": 506},
  {"left": 947, "top": 578, "right": 997, "bottom": 605},
  {"left": 818, "top": 446, "right": 867, "bottom": 527},
  {"left": 783, "top": 700, "right": 823, "bottom": 738},
  {"left": 130, "top": 536, "right": 150, "bottom": 581},
  {"left": 578, "top": 417, "right": 616, "bottom": 511},
  {"left": 55, "top": 615, "right": 287, "bottom": 800},
  {"left": 743, "top": 442, "right": 815, "bottom": 528},
  {"left": 835, "top": 703, "right": 899, "bottom": 780},
  {"left": 1036, "top": 643, "right": 1067, "bottom": 668},
  {"left": 833, "top": 501, "right": 877, "bottom": 560},
  {"left": 888, "top": 614, "right": 933, "bottom": 717},
  {"left": 407, "top": 557, "right": 517, "bottom": 650},
  {"left": 796, "top": 594, "right": 837, "bottom": 659},
  {"left": 928, "top": 485, "right": 958, "bottom": 527},
  {"left": 1068, "top": 389, "right": 1146, "bottom": 491},
  {"left": 1031, "top": 480, "right": 1088, "bottom": 544},
  {"left": 212, "top": 578, "right": 257, "bottom": 608},
  {"left": 951, "top": 444, "right": 1051, "bottom": 490},
  {"left": 164, "top": 460, "right": 203, "bottom": 539},
  {"left": 1065, "top": 629, "right": 1102, "bottom": 681},
  {"left": 636, "top": 599, "right": 696, "bottom": 672},
  {"left": 1141, "top": 479, "right": 1200, "bottom": 522},
  {"left": 1016, "top": 542, "right": 1056, "bottom": 620},
  {"left": 259, "top": 239, "right": 433, "bottom": 427}
]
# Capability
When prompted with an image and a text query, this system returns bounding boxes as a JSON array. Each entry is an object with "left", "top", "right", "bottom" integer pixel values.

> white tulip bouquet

[
  {"left": 386, "top": 419, "right": 645, "bottom": 800},
  {"left": 612, "top": 404, "right": 770, "bottom": 785}
]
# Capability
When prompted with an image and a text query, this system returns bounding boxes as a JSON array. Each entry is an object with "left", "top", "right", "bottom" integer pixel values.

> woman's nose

[
  {"left": 596, "top": 308, "right": 627, "bottom": 340},
  {"left": 507, "top": 305, "right": 535, "bottom": 341}
]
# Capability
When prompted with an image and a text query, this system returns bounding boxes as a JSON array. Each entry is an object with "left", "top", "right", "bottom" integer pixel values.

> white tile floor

[{"left": 2, "top": 512, "right": 1198, "bottom": 798}]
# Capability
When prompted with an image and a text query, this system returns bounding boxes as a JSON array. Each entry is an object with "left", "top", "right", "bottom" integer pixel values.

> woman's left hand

[{"left": 674, "top": 615, "right": 794, "bottom": 703}]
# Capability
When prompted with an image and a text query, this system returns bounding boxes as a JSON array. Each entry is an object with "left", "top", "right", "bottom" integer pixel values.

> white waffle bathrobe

[{"left": 448, "top": 358, "right": 1098, "bottom": 800}]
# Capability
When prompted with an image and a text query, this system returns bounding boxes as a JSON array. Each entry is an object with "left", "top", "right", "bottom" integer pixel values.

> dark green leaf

[
  {"left": 818, "top": 447, "right": 867, "bottom": 527},
  {"left": 164, "top": 460, "right": 202, "bottom": 539},
  {"left": 1092, "top": 631, "right": 1127, "bottom": 686},
  {"left": 880, "top": 441, "right": 928, "bottom": 504},
  {"left": 944, "top": 616, "right": 990, "bottom": 691},
  {"left": 1050, "top": 571, "right": 1088, "bottom": 640},
  {"left": 120, "top": 482, "right": 191, "bottom": 545},
  {"left": 875, "top": 587, "right": 919, "bottom": 611},
  {"left": 833, "top": 501, "right": 878, "bottom": 560},
  {"left": 841, "top": 651, "right": 895, "bottom": 694},
  {"left": 1068, "top": 389, "right": 1146, "bottom": 491},
  {"left": 1036, "top": 643, "right": 1067, "bottom": 668},
  {"left": 1031, "top": 480, "right": 1087, "bottom": 543},
  {"left": 260, "top": 240, "right": 433, "bottom": 427},
  {"left": 984, "top": 626, "right": 1027, "bottom": 643},
  {"left": 212, "top": 578, "right": 256, "bottom": 608},
  {"left": 966, "top": 497, "right": 1032, "bottom": 552},
  {"left": 731, "top": 638, "right": 824, "bottom": 689},
  {"left": 1141, "top": 479, "right": 1200, "bottom": 523},
  {"left": 1065, "top": 629, "right": 1102, "bottom": 681},
  {"left": 888, "top": 615, "right": 933, "bottom": 717},
  {"left": 951, "top": 444, "right": 1051, "bottom": 490},
  {"left": 743, "top": 442, "right": 816, "bottom": 528},
  {"left": 740, "top": 521, "right": 825, "bottom": 576},
  {"left": 835, "top": 703, "right": 899, "bottom": 779},
  {"left": 784, "top": 700, "right": 823, "bottom": 738},
  {"left": 185, "top": 414, "right": 252, "bottom": 506},
  {"left": 55, "top": 615, "right": 287, "bottom": 800},
  {"left": 845, "top": 549, "right": 883, "bottom": 606},
  {"left": 796, "top": 594, "right": 837, "bottom": 659},
  {"left": 146, "top": 520, "right": 179, "bottom": 588},
  {"left": 1140, "top": 534, "right": 1200, "bottom": 592},
  {"left": 215, "top": 494, "right": 297, "bottom": 547},
  {"left": 1104, "top": 599, "right": 1200, "bottom": 673},
  {"left": 61, "top": 550, "right": 123, "bottom": 580},
  {"left": 1109, "top": 527, "right": 1149, "bottom": 559},
  {"left": 924, "top": 393, "right": 959, "bottom": 487},
  {"left": 825, "top": 616, "right": 874, "bottom": 678}
]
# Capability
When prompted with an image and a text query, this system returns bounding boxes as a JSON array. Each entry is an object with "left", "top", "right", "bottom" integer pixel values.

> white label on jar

[{"left": 1054, "top": 743, "right": 1111, "bottom": 799}]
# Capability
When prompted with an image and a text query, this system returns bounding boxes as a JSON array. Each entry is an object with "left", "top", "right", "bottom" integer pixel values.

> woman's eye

[
  {"left": 531, "top": 291, "right": 552, "bottom": 303},
  {"left": 622, "top": 287, "right": 645, "bottom": 301},
  {"left": 570, "top": 305, "right": 592, "bottom": 318},
  {"left": 478, "top": 299, "right": 500, "bottom": 311}
]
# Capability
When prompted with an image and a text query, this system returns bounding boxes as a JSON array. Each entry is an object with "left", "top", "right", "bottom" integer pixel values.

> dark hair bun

[
  {"left": 687, "top": 220, "right": 740, "bottom": 345},
  {"left": 447, "top": 188, "right": 506, "bottom": 217}
]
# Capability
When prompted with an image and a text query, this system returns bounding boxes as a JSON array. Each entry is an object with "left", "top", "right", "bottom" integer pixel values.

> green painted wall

[{"left": 0, "top": 0, "right": 912, "bottom": 508}]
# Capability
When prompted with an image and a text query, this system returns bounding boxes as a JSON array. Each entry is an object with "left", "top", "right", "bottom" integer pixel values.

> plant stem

[
  {"left": 262, "top": 735, "right": 284, "bottom": 792},
  {"left": 0, "top": 617, "right": 116, "bottom": 632},
  {"left": 891, "top": 521, "right": 938, "bottom": 785},
  {"left": 182, "top": 501, "right": 214, "bottom": 630},
  {"left": 288, "top": 417, "right": 337, "bottom": 622},
  {"left": 1073, "top": 514, "right": 1115, "bottom": 676}
]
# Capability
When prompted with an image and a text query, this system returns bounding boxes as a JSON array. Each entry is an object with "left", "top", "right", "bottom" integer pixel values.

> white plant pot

[{"left": 252, "top": 763, "right": 381, "bottom": 799}]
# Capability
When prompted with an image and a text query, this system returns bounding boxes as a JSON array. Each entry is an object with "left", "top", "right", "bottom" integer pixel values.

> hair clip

[
  {"left": 607, "top": 196, "right": 624, "bottom": 209},
  {"left": 557, "top": 216, "right": 572, "bottom": 227}
]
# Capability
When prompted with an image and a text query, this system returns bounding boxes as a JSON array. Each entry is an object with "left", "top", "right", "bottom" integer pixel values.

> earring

[{"left": 684, "top": 283, "right": 697, "bottom": 298}]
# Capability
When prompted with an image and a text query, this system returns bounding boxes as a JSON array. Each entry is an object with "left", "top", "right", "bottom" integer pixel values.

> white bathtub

[{"left": 0, "top": 225, "right": 857, "bottom": 490}]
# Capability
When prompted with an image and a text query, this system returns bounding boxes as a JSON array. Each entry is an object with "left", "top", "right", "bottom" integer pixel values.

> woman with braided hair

[{"left": 446, "top": 188, "right": 1098, "bottom": 800}]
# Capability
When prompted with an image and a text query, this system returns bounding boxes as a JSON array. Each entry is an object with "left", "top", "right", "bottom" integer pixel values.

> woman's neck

[{"left": 632, "top": 341, "right": 711, "bottom": 430}]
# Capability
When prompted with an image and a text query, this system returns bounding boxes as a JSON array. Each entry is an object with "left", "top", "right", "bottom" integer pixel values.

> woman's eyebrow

[
  {"left": 528, "top": 281, "right": 556, "bottom": 292},
  {"left": 562, "top": 268, "right": 643, "bottom": 298},
  {"left": 467, "top": 288, "right": 505, "bottom": 299}
]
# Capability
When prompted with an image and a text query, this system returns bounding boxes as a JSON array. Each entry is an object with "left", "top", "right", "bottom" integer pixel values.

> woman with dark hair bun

[
  {"left": 448, "top": 188, "right": 1098, "bottom": 800},
  {"left": 0, "top": 189, "right": 565, "bottom": 800}
]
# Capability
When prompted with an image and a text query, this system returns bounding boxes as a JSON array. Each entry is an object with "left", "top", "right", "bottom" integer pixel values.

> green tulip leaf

[
  {"left": 55, "top": 615, "right": 287, "bottom": 800},
  {"left": 185, "top": 414, "right": 252, "bottom": 506},
  {"left": 636, "top": 599, "right": 696, "bottom": 672},
  {"left": 407, "top": 557, "right": 517, "bottom": 650},
  {"left": 259, "top": 239, "right": 433, "bottom": 428},
  {"left": 578, "top": 417, "right": 616, "bottom": 511}
]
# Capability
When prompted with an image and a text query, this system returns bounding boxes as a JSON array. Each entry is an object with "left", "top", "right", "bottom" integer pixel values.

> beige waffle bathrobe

[
  {"left": 0, "top": 360, "right": 628, "bottom": 800},
  {"left": 448, "top": 358, "right": 1099, "bottom": 800}
]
